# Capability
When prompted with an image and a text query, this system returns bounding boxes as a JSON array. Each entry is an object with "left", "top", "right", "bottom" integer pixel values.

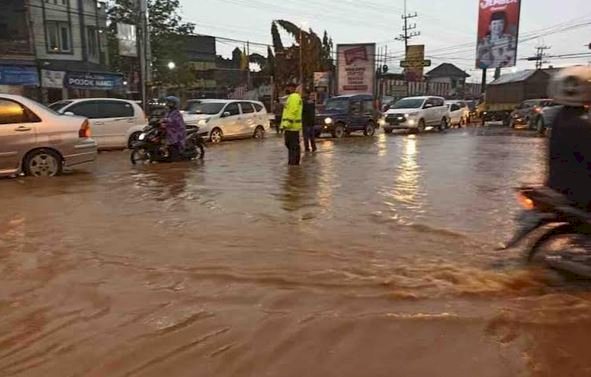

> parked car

[
  {"left": 315, "top": 94, "right": 379, "bottom": 138},
  {"left": 49, "top": 98, "right": 147, "bottom": 149},
  {"left": 445, "top": 100, "right": 470, "bottom": 127},
  {"left": 531, "top": 103, "right": 561, "bottom": 135},
  {"left": 182, "top": 100, "right": 270, "bottom": 143},
  {"left": 383, "top": 96, "right": 450, "bottom": 133},
  {"left": 0, "top": 94, "right": 97, "bottom": 177},
  {"left": 509, "top": 98, "right": 554, "bottom": 129}
]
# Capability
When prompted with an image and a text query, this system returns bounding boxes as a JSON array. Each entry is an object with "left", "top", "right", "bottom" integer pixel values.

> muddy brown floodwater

[{"left": 1, "top": 128, "right": 591, "bottom": 377}]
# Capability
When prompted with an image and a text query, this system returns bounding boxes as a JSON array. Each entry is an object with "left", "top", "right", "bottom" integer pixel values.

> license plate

[{"left": 138, "top": 133, "right": 146, "bottom": 141}]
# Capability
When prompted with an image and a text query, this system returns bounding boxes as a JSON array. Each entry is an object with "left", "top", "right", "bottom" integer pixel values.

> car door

[
  {"left": 239, "top": 102, "right": 257, "bottom": 136},
  {"left": 94, "top": 101, "right": 135, "bottom": 148},
  {"left": 349, "top": 100, "right": 364, "bottom": 130},
  {"left": 435, "top": 98, "right": 447, "bottom": 123},
  {"left": 362, "top": 99, "right": 375, "bottom": 126},
  {"left": 423, "top": 98, "right": 438, "bottom": 126},
  {"left": 449, "top": 103, "right": 461, "bottom": 124},
  {"left": 218, "top": 102, "right": 241, "bottom": 137},
  {"left": 0, "top": 98, "right": 39, "bottom": 174}
]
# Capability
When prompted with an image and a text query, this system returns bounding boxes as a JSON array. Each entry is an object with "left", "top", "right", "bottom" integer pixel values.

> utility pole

[
  {"left": 138, "top": 0, "right": 148, "bottom": 111},
  {"left": 395, "top": 0, "right": 420, "bottom": 96},
  {"left": 299, "top": 29, "right": 304, "bottom": 90},
  {"left": 528, "top": 45, "right": 551, "bottom": 70}
]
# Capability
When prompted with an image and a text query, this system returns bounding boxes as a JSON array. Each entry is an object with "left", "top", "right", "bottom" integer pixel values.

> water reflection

[{"left": 395, "top": 136, "right": 420, "bottom": 204}]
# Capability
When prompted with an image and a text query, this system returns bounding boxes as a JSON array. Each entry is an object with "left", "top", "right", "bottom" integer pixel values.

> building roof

[
  {"left": 426, "top": 63, "right": 470, "bottom": 79},
  {"left": 489, "top": 70, "right": 550, "bottom": 85}
]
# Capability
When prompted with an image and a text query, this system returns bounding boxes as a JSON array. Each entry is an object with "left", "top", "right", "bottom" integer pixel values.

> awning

[{"left": 0, "top": 65, "right": 39, "bottom": 86}]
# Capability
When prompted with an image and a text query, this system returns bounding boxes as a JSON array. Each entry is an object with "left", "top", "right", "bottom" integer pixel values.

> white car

[
  {"left": 383, "top": 96, "right": 450, "bottom": 133},
  {"left": 49, "top": 98, "right": 147, "bottom": 149},
  {"left": 183, "top": 100, "right": 270, "bottom": 143},
  {"left": 445, "top": 100, "right": 470, "bottom": 127}
]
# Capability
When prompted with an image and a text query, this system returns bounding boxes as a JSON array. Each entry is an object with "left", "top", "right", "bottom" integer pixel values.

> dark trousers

[
  {"left": 284, "top": 130, "right": 301, "bottom": 165},
  {"left": 303, "top": 126, "right": 317, "bottom": 151}
]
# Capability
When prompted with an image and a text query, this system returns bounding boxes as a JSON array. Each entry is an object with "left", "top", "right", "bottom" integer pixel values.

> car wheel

[
  {"left": 128, "top": 132, "right": 142, "bottom": 149},
  {"left": 459, "top": 117, "right": 466, "bottom": 128},
  {"left": 253, "top": 126, "right": 265, "bottom": 139},
  {"left": 417, "top": 119, "right": 426, "bottom": 133},
  {"left": 364, "top": 122, "right": 376, "bottom": 136},
  {"left": 210, "top": 128, "right": 223, "bottom": 144},
  {"left": 536, "top": 117, "right": 546, "bottom": 135},
  {"left": 24, "top": 149, "right": 62, "bottom": 177},
  {"left": 439, "top": 118, "right": 448, "bottom": 131},
  {"left": 384, "top": 128, "right": 393, "bottom": 134},
  {"left": 332, "top": 123, "right": 345, "bottom": 138},
  {"left": 315, "top": 130, "right": 322, "bottom": 138}
]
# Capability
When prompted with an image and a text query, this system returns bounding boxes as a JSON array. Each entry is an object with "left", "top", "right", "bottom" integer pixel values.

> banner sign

[
  {"left": 117, "top": 23, "right": 138, "bottom": 57},
  {"left": 337, "top": 43, "right": 376, "bottom": 95},
  {"left": 65, "top": 72, "right": 124, "bottom": 90},
  {"left": 313, "top": 72, "right": 330, "bottom": 87},
  {"left": 41, "top": 69, "right": 66, "bottom": 88},
  {"left": 405, "top": 45, "right": 426, "bottom": 81},
  {"left": 476, "top": 0, "right": 521, "bottom": 69},
  {"left": 0, "top": 65, "right": 39, "bottom": 86}
]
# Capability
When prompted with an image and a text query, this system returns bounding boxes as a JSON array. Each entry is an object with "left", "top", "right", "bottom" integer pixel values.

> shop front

[
  {"left": 41, "top": 69, "right": 125, "bottom": 103},
  {"left": 0, "top": 64, "right": 40, "bottom": 98}
]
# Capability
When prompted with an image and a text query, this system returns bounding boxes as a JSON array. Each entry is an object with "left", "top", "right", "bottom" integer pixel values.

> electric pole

[
  {"left": 395, "top": 0, "right": 420, "bottom": 96},
  {"left": 138, "top": 0, "right": 148, "bottom": 111},
  {"left": 528, "top": 45, "right": 551, "bottom": 70}
]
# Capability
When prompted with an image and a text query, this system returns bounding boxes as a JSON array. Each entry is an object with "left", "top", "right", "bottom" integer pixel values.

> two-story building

[{"left": 0, "top": 0, "right": 123, "bottom": 103}]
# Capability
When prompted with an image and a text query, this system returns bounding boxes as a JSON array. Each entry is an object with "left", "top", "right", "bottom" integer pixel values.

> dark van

[{"left": 315, "top": 95, "right": 379, "bottom": 138}]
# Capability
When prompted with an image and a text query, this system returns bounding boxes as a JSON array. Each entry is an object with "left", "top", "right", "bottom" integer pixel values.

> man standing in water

[
  {"left": 302, "top": 91, "right": 317, "bottom": 152},
  {"left": 281, "top": 83, "right": 303, "bottom": 165}
]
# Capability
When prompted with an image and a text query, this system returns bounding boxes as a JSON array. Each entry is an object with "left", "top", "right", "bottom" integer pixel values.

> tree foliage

[
  {"left": 106, "top": 0, "right": 196, "bottom": 88},
  {"left": 270, "top": 20, "right": 334, "bottom": 91}
]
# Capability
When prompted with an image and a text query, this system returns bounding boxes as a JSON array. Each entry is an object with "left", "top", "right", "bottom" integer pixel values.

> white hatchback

[
  {"left": 445, "top": 100, "right": 470, "bottom": 127},
  {"left": 183, "top": 100, "right": 270, "bottom": 143},
  {"left": 49, "top": 98, "right": 147, "bottom": 149}
]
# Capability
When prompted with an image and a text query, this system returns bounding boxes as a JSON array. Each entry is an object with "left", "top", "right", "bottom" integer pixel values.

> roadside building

[
  {"left": 0, "top": 0, "right": 122, "bottom": 103},
  {"left": 425, "top": 63, "right": 470, "bottom": 98}
]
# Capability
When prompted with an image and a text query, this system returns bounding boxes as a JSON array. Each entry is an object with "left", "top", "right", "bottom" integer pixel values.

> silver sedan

[{"left": 0, "top": 94, "right": 97, "bottom": 177}]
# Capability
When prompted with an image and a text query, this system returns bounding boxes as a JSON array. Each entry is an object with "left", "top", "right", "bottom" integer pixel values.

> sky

[{"left": 181, "top": 0, "right": 591, "bottom": 82}]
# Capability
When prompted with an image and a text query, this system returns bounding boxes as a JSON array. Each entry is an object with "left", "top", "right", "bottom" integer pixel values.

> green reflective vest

[{"left": 281, "top": 93, "right": 303, "bottom": 131}]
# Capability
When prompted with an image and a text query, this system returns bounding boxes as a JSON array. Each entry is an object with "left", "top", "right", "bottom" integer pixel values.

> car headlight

[
  {"left": 325, "top": 117, "right": 333, "bottom": 125},
  {"left": 405, "top": 113, "right": 417, "bottom": 118},
  {"left": 197, "top": 118, "right": 210, "bottom": 126},
  {"left": 408, "top": 119, "right": 416, "bottom": 126},
  {"left": 378, "top": 118, "right": 386, "bottom": 126}
]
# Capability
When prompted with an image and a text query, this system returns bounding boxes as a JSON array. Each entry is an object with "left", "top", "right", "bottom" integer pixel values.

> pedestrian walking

[
  {"left": 281, "top": 83, "right": 303, "bottom": 165},
  {"left": 302, "top": 92, "right": 317, "bottom": 152}
]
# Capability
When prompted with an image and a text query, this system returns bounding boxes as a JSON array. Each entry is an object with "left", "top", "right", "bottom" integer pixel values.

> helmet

[
  {"left": 548, "top": 66, "right": 591, "bottom": 107},
  {"left": 165, "top": 96, "right": 180, "bottom": 109}
]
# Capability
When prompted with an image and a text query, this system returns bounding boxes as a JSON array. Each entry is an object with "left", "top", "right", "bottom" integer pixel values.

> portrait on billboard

[{"left": 476, "top": 0, "right": 521, "bottom": 69}]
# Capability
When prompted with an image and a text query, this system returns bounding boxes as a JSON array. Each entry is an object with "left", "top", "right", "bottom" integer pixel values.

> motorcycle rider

[
  {"left": 161, "top": 96, "right": 187, "bottom": 161},
  {"left": 547, "top": 66, "right": 591, "bottom": 210}
]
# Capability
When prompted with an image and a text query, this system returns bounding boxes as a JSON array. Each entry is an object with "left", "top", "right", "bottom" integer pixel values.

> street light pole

[
  {"left": 138, "top": 0, "right": 148, "bottom": 112},
  {"left": 299, "top": 28, "right": 304, "bottom": 89}
]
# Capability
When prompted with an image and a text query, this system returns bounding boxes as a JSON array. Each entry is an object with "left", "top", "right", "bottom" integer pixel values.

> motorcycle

[
  {"left": 130, "top": 121, "right": 206, "bottom": 164},
  {"left": 501, "top": 186, "right": 591, "bottom": 278}
]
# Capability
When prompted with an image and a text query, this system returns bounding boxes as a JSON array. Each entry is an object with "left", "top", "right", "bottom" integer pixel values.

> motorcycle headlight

[
  {"left": 378, "top": 118, "right": 386, "bottom": 126},
  {"left": 325, "top": 117, "right": 333, "bottom": 125},
  {"left": 138, "top": 133, "right": 146, "bottom": 141}
]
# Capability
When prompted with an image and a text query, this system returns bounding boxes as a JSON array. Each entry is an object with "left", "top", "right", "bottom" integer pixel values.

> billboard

[
  {"left": 405, "top": 45, "right": 425, "bottom": 81},
  {"left": 476, "top": 0, "right": 521, "bottom": 69},
  {"left": 117, "top": 23, "right": 138, "bottom": 57},
  {"left": 336, "top": 43, "right": 376, "bottom": 95}
]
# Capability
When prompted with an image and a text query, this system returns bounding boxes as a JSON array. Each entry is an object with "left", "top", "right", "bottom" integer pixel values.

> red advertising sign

[
  {"left": 337, "top": 44, "right": 376, "bottom": 95},
  {"left": 476, "top": 0, "right": 522, "bottom": 69}
]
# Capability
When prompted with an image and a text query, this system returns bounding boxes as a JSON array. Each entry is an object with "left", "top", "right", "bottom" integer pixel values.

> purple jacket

[{"left": 164, "top": 109, "right": 186, "bottom": 147}]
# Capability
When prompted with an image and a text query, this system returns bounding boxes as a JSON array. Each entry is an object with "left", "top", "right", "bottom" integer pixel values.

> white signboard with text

[{"left": 336, "top": 43, "right": 376, "bottom": 96}]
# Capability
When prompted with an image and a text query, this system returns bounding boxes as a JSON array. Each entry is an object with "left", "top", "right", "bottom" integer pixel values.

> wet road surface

[{"left": 2, "top": 128, "right": 591, "bottom": 377}]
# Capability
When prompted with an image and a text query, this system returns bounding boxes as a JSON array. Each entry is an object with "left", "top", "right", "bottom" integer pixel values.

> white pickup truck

[{"left": 383, "top": 96, "right": 451, "bottom": 133}]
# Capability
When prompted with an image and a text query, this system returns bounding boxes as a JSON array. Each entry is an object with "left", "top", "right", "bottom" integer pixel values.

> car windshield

[
  {"left": 391, "top": 98, "right": 424, "bottom": 109},
  {"left": 48, "top": 101, "right": 73, "bottom": 112},
  {"left": 325, "top": 99, "right": 350, "bottom": 112},
  {"left": 186, "top": 102, "right": 225, "bottom": 115}
]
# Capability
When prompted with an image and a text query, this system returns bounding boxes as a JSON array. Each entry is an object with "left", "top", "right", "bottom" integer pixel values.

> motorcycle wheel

[
  {"left": 527, "top": 224, "right": 586, "bottom": 263},
  {"left": 130, "top": 148, "right": 150, "bottom": 165},
  {"left": 195, "top": 144, "right": 205, "bottom": 160}
]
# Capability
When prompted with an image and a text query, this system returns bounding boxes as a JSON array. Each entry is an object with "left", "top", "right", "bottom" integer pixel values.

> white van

[
  {"left": 183, "top": 100, "right": 270, "bottom": 143},
  {"left": 50, "top": 98, "right": 147, "bottom": 149}
]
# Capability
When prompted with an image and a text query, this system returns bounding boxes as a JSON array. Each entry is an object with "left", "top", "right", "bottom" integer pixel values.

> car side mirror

[
  {"left": 64, "top": 111, "right": 75, "bottom": 116},
  {"left": 222, "top": 111, "right": 231, "bottom": 118}
]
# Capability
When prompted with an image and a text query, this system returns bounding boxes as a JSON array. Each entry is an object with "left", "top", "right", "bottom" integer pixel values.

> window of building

[
  {"left": 46, "top": 0, "right": 68, "bottom": 5},
  {"left": 46, "top": 21, "right": 71, "bottom": 53},
  {"left": 87, "top": 27, "right": 99, "bottom": 59}
]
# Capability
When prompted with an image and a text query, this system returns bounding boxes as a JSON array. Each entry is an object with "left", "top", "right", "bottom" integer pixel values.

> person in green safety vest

[{"left": 281, "top": 82, "right": 303, "bottom": 165}]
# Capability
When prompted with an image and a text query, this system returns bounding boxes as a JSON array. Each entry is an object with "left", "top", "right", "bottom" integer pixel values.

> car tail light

[
  {"left": 79, "top": 119, "right": 91, "bottom": 138},
  {"left": 517, "top": 192, "right": 534, "bottom": 210}
]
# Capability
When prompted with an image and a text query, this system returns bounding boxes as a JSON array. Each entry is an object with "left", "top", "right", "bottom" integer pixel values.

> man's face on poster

[{"left": 490, "top": 19, "right": 505, "bottom": 38}]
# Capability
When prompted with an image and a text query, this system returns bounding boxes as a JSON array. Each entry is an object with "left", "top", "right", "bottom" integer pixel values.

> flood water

[{"left": 2, "top": 128, "right": 591, "bottom": 377}]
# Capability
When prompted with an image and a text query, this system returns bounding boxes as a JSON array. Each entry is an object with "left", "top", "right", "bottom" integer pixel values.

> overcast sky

[{"left": 181, "top": 0, "right": 591, "bottom": 82}]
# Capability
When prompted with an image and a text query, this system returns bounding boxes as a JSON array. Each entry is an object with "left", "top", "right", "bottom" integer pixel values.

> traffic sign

[{"left": 400, "top": 60, "right": 431, "bottom": 68}]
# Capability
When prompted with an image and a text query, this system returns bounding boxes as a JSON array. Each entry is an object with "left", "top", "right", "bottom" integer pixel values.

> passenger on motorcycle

[
  {"left": 547, "top": 67, "right": 591, "bottom": 210},
  {"left": 161, "top": 96, "right": 187, "bottom": 161}
]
